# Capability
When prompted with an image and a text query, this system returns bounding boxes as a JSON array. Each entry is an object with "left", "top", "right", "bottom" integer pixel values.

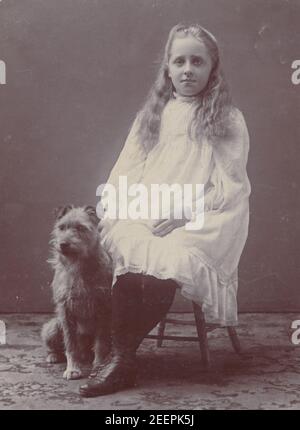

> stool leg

[
  {"left": 157, "top": 319, "right": 167, "bottom": 347},
  {"left": 193, "top": 302, "right": 210, "bottom": 367},
  {"left": 227, "top": 327, "right": 242, "bottom": 354}
]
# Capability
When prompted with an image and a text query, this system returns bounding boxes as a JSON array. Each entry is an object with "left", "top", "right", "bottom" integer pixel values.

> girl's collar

[{"left": 172, "top": 91, "right": 199, "bottom": 103}]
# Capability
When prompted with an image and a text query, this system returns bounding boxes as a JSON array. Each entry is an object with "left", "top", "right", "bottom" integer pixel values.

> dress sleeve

[
  {"left": 184, "top": 110, "right": 250, "bottom": 221},
  {"left": 209, "top": 108, "right": 251, "bottom": 212},
  {"left": 99, "top": 114, "right": 147, "bottom": 218},
  {"left": 105, "top": 114, "right": 147, "bottom": 189},
  {"left": 183, "top": 109, "right": 251, "bottom": 279}
]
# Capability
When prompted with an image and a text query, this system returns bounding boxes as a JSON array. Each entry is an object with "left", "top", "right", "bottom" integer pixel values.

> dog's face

[{"left": 51, "top": 206, "right": 100, "bottom": 260}]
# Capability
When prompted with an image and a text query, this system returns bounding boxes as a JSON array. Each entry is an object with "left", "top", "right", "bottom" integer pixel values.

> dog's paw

[
  {"left": 46, "top": 352, "right": 66, "bottom": 364},
  {"left": 63, "top": 368, "right": 82, "bottom": 380}
]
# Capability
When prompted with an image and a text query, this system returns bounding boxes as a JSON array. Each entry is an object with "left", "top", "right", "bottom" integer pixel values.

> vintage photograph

[{"left": 0, "top": 0, "right": 299, "bottom": 411}]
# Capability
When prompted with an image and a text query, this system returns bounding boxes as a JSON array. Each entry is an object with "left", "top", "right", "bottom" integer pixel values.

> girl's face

[{"left": 168, "top": 35, "right": 213, "bottom": 97}]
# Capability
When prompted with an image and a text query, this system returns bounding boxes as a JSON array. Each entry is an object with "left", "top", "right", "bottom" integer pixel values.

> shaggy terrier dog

[{"left": 41, "top": 205, "right": 112, "bottom": 380}]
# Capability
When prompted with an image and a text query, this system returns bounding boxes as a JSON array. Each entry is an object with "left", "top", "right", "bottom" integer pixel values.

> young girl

[{"left": 80, "top": 23, "right": 251, "bottom": 397}]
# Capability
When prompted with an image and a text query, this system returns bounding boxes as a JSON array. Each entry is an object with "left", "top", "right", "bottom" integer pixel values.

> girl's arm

[
  {"left": 104, "top": 114, "right": 147, "bottom": 191},
  {"left": 210, "top": 108, "right": 251, "bottom": 212},
  {"left": 98, "top": 114, "right": 147, "bottom": 224},
  {"left": 152, "top": 109, "right": 251, "bottom": 237}
]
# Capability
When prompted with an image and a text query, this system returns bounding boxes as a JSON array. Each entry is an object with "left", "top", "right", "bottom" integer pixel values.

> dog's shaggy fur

[{"left": 41, "top": 205, "right": 112, "bottom": 380}]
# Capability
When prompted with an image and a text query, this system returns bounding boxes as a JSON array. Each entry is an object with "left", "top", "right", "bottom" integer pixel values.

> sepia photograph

[{"left": 0, "top": 0, "right": 299, "bottom": 412}]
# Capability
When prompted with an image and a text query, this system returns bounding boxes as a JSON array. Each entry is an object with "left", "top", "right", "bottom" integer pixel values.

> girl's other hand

[
  {"left": 152, "top": 216, "right": 188, "bottom": 237},
  {"left": 97, "top": 217, "right": 116, "bottom": 236},
  {"left": 97, "top": 218, "right": 106, "bottom": 233}
]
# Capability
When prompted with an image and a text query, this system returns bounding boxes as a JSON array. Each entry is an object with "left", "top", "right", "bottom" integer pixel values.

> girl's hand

[
  {"left": 152, "top": 216, "right": 188, "bottom": 237},
  {"left": 97, "top": 217, "right": 116, "bottom": 236},
  {"left": 97, "top": 218, "right": 106, "bottom": 233}
]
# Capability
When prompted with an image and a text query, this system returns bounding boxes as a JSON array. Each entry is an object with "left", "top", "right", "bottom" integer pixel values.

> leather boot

[
  {"left": 79, "top": 273, "right": 142, "bottom": 397},
  {"left": 79, "top": 273, "right": 177, "bottom": 397},
  {"left": 134, "top": 275, "right": 177, "bottom": 348}
]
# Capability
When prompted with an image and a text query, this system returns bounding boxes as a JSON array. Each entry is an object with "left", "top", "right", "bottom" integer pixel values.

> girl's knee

[
  {"left": 114, "top": 272, "right": 143, "bottom": 297},
  {"left": 143, "top": 275, "right": 177, "bottom": 304}
]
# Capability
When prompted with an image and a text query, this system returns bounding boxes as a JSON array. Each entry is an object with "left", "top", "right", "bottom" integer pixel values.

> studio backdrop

[{"left": 0, "top": 0, "right": 299, "bottom": 312}]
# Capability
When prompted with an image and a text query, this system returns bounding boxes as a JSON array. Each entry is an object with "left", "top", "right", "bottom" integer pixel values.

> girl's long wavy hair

[{"left": 136, "top": 23, "right": 234, "bottom": 153}]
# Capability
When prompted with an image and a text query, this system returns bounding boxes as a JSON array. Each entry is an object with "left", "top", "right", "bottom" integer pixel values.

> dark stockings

[
  {"left": 111, "top": 272, "right": 176, "bottom": 352},
  {"left": 79, "top": 272, "right": 176, "bottom": 397}
]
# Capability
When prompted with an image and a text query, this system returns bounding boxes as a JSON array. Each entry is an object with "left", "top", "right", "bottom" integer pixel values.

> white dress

[{"left": 99, "top": 94, "right": 251, "bottom": 326}]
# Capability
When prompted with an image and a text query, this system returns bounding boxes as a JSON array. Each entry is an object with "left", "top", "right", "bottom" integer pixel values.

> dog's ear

[
  {"left": 53, "top": 205, "right": 73, "bottom": 220},
  {"left": 84, "top": 205, "right": 99, "bottom": 225}
]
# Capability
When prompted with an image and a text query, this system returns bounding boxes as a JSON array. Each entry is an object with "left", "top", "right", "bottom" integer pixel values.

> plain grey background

[{"left": 0, "top": 0, "right": 299, "bottom": 312}]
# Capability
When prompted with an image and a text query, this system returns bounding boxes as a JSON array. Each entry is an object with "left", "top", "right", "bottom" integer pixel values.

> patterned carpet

[{"left": 0, "top": 313, "right": 299, "bottom": 410}]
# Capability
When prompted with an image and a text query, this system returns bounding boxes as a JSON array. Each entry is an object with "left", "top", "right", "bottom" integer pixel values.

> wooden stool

[{"left": 146, "top": 302, "right": 242, "bottom": 367}]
